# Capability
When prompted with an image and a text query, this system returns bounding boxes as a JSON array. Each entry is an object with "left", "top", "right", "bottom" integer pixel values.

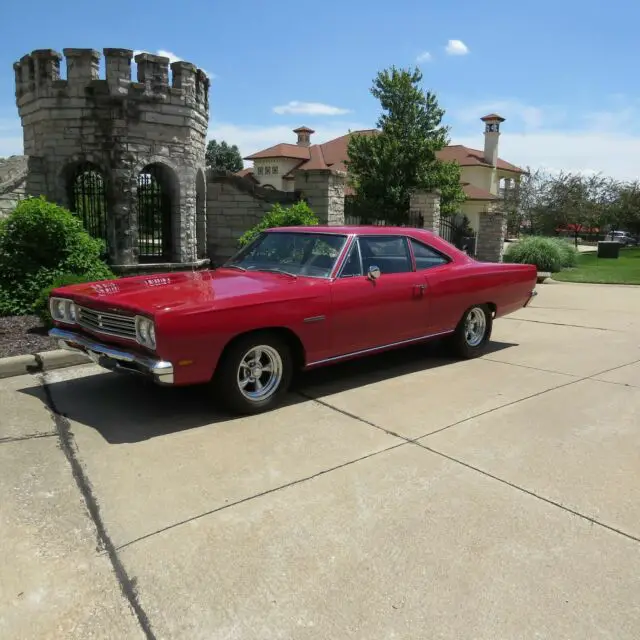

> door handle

[{"left": 413, "top": 283, "right": 427, "bottom": 296}]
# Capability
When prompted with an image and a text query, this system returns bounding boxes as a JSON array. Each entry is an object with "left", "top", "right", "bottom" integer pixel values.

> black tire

[
  {"left": 212, "top": 332, "right": 293, "bottom": 415},
  {"left": 448, "top": 304, "right": 493, "bottom": 359}
]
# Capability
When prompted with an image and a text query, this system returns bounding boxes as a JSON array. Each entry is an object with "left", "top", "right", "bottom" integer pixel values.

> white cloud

[
  {"left": 416, "top": 51, "right": 432, "bottom": 63},
  {"left": 272, "top": 101, "right": 351, "bottom": 116},
  {"left": 445, "top": 39, "right": 469, "bottom": 56},
  {"left": 132, "top": 49, "right": 214, "bottom": 79}
]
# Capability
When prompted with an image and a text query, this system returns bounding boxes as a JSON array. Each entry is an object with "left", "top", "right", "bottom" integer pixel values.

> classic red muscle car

[{"left": 48, "top": 226, "right": 537, "bottom": 414}]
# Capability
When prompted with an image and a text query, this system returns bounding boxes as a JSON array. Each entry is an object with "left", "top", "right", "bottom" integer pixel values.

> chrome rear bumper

[
  {"left": 49, "top": 328, "right": 174, "bottom": 385},
  {"left": 524, "top": 289, "right": 538, "bottom": 307}
]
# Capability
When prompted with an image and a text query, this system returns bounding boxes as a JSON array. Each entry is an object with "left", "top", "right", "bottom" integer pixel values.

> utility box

[{"left": 597, "top": 241, "right": 621, "bottom": 259}]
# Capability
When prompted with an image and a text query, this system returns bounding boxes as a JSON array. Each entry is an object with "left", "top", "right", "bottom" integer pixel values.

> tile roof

[
  {"left": 461, "top": 183, "right": 498, "bottom": 201},
  {"left": 244, "top": 129, "right": 524, "bottom": 174}
]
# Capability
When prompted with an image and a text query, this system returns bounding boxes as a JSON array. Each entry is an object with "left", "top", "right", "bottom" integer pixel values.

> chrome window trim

[{"left": 334, "top": 235, "right": 364, "bottom": 279}]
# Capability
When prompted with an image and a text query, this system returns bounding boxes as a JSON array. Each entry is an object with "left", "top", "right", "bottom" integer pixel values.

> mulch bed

[{"left": 0, "top": 315, "right": 56, "bottom": 359}]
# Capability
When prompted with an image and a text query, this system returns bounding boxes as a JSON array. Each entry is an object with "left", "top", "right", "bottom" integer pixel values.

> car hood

[{"left": 56, "top": 268, "right": 319, "bottom": 315}]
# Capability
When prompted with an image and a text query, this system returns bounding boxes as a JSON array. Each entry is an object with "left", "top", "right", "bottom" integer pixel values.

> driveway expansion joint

[{"left": 38, "top": 371, "right": 157, "bottom": 640}]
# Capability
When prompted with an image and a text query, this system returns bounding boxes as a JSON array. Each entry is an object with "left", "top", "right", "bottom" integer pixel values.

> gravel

[{"left": 0, "top": 316, "right": 56, "bottom": 358}]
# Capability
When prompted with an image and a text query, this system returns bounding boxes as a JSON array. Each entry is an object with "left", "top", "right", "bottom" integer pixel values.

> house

[{"left": 239, "top": 115, "right": 526, "bottom": 232}]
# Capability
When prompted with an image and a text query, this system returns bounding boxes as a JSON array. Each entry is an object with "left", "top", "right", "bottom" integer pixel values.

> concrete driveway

[{"left": 2, "top": 281, "right": 640, "bottom": 639}]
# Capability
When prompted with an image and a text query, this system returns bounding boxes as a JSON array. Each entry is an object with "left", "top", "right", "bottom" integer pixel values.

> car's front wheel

[
  {"left": 213, "top": 332, "right": 293, "bottom": 415},
  {"left": 448, "top": 304, "right": 493, "bottom": 359}
]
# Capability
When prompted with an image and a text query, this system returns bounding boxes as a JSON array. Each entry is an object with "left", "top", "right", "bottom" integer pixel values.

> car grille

[{"left": 77, "top": 306, "right": 136, "bottom": 341}]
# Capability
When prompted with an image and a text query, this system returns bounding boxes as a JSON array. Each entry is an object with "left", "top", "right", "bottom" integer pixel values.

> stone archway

[
  {"left": 137, "top": 163, "right": 178, "bottom": 263},
  {"left": 65, "top": 161, "right": 109, "bottom": 247}
]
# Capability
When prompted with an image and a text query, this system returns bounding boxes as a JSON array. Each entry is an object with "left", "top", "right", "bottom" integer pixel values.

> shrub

[
  {"left": 34, "top": 273, "right": 97, "bottom": 328},
  {"left": 0, "top": 197, "right": 114, "bottom": 316},
  {"left": 549, "top": 237, "right": 578, "bottom": 268},
  {"left": 237, "top": 200, "right": 319, "bottom": 248},
  {"left": 504, "top": 235, "right": 577, "bottom": 272}
]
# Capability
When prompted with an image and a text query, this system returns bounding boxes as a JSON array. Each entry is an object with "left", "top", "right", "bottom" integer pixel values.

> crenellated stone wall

[{"left": 13, "top": 47, "right": 209, "bottom": 268}]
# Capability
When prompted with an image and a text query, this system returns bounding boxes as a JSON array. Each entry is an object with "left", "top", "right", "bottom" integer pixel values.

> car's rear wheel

[
  {"left": 448, "top": 304, "right": 493, "bottom": 359},
  {"left": 213, "top": 332, "right": 293, "bottom": 415}
]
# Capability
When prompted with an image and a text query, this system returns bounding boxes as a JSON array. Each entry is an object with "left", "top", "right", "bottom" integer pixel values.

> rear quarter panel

[{"left": 425, "top": 261, "right": 537, "bottom": 332}]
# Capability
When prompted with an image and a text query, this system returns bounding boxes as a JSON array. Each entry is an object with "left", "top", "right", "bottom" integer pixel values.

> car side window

[
  {"left": 339, "top": 241, "right": 363, "bottom": 277},
  {"left": 410, "top": 238, "right": 450, "bottom": 270},
  {"left": 359, "top": 236, "right": 413, "bottom": 274}
]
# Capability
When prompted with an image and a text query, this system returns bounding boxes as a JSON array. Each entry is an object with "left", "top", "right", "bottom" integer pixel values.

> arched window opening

[
  {"left": 67, "top": 162, "right": 109, "bottom": 246},
  {"left": 137, "top": 164, "right": 174, "bottom": 262}
]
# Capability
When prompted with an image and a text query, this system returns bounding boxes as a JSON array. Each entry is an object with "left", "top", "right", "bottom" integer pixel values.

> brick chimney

[
  {"left": 480, "top": 113, "right": 505, "bottom": 167},
  {"left": 293, "top": 126, "right": 314, "bottom": 147}
]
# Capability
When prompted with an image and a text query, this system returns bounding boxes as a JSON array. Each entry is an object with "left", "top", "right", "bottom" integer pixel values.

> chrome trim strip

[
  {"left": 306, "top": 329, "right": 455, "bottom": 367},
  {"left": 303, "top": 315, "right": 326, "bottom": 324},
  {"left": 49, "top": 328, "right": 174, "bottom": 385}
]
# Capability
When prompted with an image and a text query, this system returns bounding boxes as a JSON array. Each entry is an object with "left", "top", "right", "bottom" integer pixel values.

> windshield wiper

[
  {"left": 251, "top": 268, "right": 297, "bottom": 279},
  {"left": 222, "top": 264, "right": 247, "bottom": 272}
]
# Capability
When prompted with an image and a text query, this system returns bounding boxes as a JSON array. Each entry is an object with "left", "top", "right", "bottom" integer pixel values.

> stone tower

[{"left": 13, "top": 48, "right": 210, "bottom": 267}]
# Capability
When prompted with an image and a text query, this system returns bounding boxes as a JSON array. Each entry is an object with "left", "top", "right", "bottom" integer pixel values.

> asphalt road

[{"left": 2, "top": 281, "right": 640, "bottom": 639}]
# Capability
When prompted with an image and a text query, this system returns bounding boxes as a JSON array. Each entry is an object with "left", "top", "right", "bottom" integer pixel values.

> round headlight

[
  {"left": 68, "top": 302, "right": 77, "bottom": 322},
  {"left": 55, "top": 299, "right": 66, "bottom": 320},
  {"left": 139, "top": 320, "right": 149, "bottom": 342},
  {"left": 148, "top": 323, "right": 156, "bottom": 349}
]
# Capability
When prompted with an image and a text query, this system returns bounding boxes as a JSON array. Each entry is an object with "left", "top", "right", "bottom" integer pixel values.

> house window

[
  {"left": 272, "top": 165, "right": 279, "bottom": 175},
  {"left": 257, "top": 166, "right": 264, "bottom": 175},
  {"left": 264, "top": 166, "right": 271, "bottom": 175}
]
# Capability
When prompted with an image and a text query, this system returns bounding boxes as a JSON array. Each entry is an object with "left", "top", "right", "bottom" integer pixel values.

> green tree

[
  {"left": 608, "top": 180, "right": 640, "bottom": 238},
  {"left": 345, "top": 66, "right": 465, "bottom": 223},
  {"left": 205, "top": 139, "right": 244, "bottom": 172}
]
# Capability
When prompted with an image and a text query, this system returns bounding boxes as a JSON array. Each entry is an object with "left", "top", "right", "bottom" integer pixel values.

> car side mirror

[{"left": 367, "top": 264, "right": 381, "bottom": 281}]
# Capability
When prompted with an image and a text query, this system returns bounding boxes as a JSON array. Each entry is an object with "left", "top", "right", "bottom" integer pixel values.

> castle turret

[{"left": 14, "top": 47, "right": 210, "bottom": 267}]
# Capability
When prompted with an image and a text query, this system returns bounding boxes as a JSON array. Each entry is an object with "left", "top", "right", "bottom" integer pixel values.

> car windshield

[{"left": 225, "top": 231, "right": 348, "bottom": 278}]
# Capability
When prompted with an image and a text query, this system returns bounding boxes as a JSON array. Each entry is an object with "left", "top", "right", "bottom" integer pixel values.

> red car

[{"left": 48, "top": 226, "right": 537, "bottom": 414}]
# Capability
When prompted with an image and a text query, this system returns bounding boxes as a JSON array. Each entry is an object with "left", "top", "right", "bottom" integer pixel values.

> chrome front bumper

[{"left": 49, "top": 327, "right": 174, "bottom": 385}]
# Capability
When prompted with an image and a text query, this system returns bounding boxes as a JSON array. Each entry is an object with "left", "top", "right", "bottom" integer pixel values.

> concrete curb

[{"left": 0, "top": 349, "right": 90, "bottom": 379}]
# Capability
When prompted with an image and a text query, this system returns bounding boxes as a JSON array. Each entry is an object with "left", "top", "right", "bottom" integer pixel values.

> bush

[
  {"left": 34, "top": 273, "right": 97, "bottom": 328},
  {"left": 504, "top": 235, "right": 578, "bottom": 272},
  {"left": 0, "top": 197, "right": 114, "bottom": 316},
  {"left": 237, "top": 200, "right": 319, "bottom": 248},
  {"left": 549, "top": 237, "right": 578, "bottom": 268}
]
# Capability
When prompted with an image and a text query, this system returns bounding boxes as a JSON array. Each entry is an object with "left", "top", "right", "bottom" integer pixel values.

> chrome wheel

[
  {"left": 464, "top": 307, "right": 487, "bottom": 347},
  {"left": 236, "top": 345, "right": 283, "bottom": 402}
]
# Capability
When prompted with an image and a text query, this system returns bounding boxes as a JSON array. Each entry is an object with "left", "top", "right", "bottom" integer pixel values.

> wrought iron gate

[
  {"left": 137, "top": 165, "right": 172, "bottom": 262},
  {"left": 440, "top": 215, "right": 477, "bottom": 255},
  {"left": 68, "top": 163, "right": 108, "bottom": 246}
]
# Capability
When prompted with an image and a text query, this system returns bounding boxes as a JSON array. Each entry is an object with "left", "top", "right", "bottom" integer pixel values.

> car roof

[{"left": 267, "top": 225, "right": 436, "bottom": 237}]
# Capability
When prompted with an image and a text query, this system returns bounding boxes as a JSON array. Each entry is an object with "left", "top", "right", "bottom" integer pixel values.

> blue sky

[{"left": 2, "top": 0, "right": 639, "bottom": 178}]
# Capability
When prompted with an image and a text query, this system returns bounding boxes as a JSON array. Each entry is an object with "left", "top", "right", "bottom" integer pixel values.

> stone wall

[
  {"left": 294, "top": 169, "right": 345, "bottom": 225},
  {"left": 476, "top": 206, "right": 506, "bottom": 262},
  {"left": 409, "top": 189, "right": 441, "bottom": 233},
  {"left": 13, "top": 48, "right": 209, "bottom": 267},
  {"left": 206, "top": 172, "right": 300, "bottom": 265},
  {"left": 0, "top": 156, "right": 28, "bottom": 217}
]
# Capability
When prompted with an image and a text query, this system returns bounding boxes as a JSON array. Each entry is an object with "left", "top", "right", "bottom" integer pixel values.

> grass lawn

[{"left": 554, "top": 247, "right": 640, "bottom": 284}]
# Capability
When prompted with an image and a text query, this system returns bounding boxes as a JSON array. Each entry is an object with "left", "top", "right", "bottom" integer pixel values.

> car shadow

[{"left": 19, "top": 339, "right": 516, "bottom": 445}]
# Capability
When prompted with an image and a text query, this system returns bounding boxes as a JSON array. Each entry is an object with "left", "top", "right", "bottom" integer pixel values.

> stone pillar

[
  {"left": 409, "top": 189, "right": 441, "bottom": 234},
  {"left": 293, "top": 169, "right": 345, "bottom": 225},
  {"left": 476, "top": 206, "right": 507, "bottom": 262}
]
